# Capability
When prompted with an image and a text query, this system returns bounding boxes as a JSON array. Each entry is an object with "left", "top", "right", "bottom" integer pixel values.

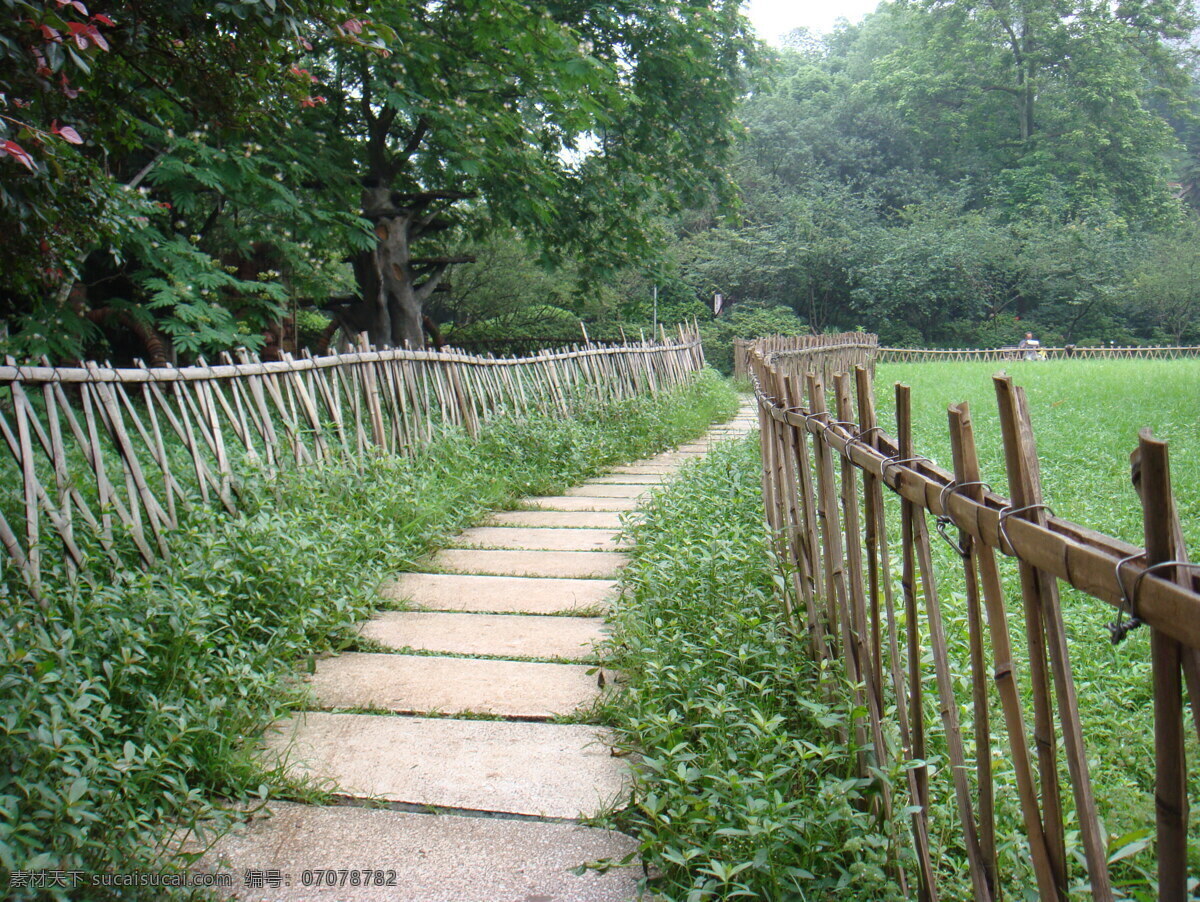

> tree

[
  {"left": 1129, "top": 221, "right": 1200, "bottom": 344},
  {"left": 0, "top": 0, "right": 365, "bottom": 361},
  {"left": 1, "top": 0, "right": 755, "bottom": 360},
  {"left": 851, "top": 202, "right": 1021, "bottom": 343},
  {"left": 305, "top": 0, "right": 754, "bottom": 348},
  {"left": 875, "top": 0, "right": 1195, "bottom": 222}
]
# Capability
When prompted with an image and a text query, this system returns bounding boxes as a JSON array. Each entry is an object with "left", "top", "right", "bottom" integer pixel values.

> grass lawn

[
  {"left": 874, "top": 359, "right": 1200, "bottom": 548},
  {"left": 873, "top": 359, "right": 1200, "bottom": 898}
]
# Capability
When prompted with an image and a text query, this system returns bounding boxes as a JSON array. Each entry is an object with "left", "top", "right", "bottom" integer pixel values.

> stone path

[{"left": 198, "top": 403, "right": 757, "bottom": 901}]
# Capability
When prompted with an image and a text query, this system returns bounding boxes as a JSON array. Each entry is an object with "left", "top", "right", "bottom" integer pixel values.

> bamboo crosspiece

[
  {"left": 747, "top": 339, "right": 1200, "bottom": 900},
  {"left": 0, "top": 331, "right": 704, "bottom": 594}
]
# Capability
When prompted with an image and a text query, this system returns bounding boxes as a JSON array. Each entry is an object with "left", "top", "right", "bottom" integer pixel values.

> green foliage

[
  {"left": 661, "top": 2, "right": 1200, "bottom": 348},
  {"left": 0, "top": 0, "right": 368, "bottom": 361},
  {"left": 1, "top": 0, "right": 756, "bottom": 361},
  {"left": 605, "top": 439, "right": 903, "bottom": 900},
  {"left": 434, "top": 232, "right": 580, "bottom": 339},
  {"left": 700, "top": 301, "right": 809, "bottom": 374},
  {"left": 0, "top": 372, "right": 737, "bottom": 898},
  {"left": 1126, "top": 221, "right": 1200, "bottom": 344}
]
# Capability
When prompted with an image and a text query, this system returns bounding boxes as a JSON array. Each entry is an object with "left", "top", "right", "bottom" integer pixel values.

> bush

[{"left": 699, "top": 302, "right": 809, "bottom": 374}]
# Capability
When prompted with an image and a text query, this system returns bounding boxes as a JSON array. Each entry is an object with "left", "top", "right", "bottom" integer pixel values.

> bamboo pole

[
  {"left": 895, "top": 385, "right": 930, "bottom": 827},
  {"left": 854, "top": 367, "right": 887, "bottom": 725},
  {"left": 995, "top": 376, "right": 1111, "bottom": 900},
  {"left": 1134, "top": 431, "right": 1188, "bottom": 901},
  {"left": 779, "top": 372, "right": 827, "bottom": 656}
]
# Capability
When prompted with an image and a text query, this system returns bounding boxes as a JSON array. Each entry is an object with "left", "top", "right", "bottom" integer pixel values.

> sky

[{"left": 742, "top": 0, "right": 881, "bottom": 45}]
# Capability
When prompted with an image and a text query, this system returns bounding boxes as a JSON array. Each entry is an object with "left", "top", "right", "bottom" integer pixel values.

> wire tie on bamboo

[
  {"left": 934, "top": 480, "right": 993, "bottom": 558},
  {"left": 880, "top": 454, "right": 932, "bottom": 487},
  {"left": 849, "top": 424, "right": 884, "bottom": 447},
  {"left": 820, "top": 419, "right": 858, "bottom": 456},
  {"left": 996, "top": 502, "right": 1056, "bottom": 557},
  {"left": 1110, "top": 558, "right": 1200, "bottom": 644}
]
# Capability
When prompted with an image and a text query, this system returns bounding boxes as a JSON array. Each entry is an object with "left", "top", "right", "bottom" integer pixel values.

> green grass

[
  {"left": 602, "top": 439, "right": 905, "bottom": 901},
  {"left": 873, "top": 359, "right": 1200, "bottom": 898},
  {"left": 602, "top": 361, "right": 1199, "bottom": 900},
  {"left": 874, "top": 359, "right": 1200, "bottom": 547},
  {"left": 0, "top": 371, "right": 738, "bottom": 900}
]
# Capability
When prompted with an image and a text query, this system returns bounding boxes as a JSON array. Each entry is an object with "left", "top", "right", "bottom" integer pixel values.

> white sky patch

[{"left": 742, "top": 0, "right": 882, "bottom": 45}]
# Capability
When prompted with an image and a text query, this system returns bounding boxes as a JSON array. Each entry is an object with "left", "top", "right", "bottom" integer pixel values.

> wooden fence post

[
  {"left": 995, "top": 375, "right": 1111, "bottom": 900},
  {"left": 1133, "top": 431, "right": 1188, "bottom": 901},
  {"left": 947, "top": 402, "right": 1059, "bottom": 900}
]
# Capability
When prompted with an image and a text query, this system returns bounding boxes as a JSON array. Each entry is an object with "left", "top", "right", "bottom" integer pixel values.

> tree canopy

[
  {"left": 663, "top": 0, "right": 1200, "bottom": 348},
  {"left": 0, "top": 0, "right": 753, "bottom": 359},
  {"left": 5, "top": 0, "right": 1200, "bottom": 362}
]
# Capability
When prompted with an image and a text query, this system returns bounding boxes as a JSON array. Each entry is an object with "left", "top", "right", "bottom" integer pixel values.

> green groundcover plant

[
  {"left": 604, "top": 438, "right": 906, "bottom": 901},
  {"left": 0, "top": 371, "right": 737, "bottom": 901}
]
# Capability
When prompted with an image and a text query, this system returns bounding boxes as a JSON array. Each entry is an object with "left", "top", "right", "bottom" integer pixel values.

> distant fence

[
  {"left": 0, "top": 331, "right": 704, "bottom": 597},
  {"left": 733, "top": 333, "right": 878, "bottom": 380},
  {"left": 444, "top": 337, "right": 624, "bottom": 357},
  {"left": 880, "top": 345, "right": 1200, "bottom": 363},
  {"left": 747, "top": 343, "right": 1200, "bottom": 900}
]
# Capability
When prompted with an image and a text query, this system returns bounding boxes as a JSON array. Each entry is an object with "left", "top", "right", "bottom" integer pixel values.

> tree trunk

[
  {"left": 345, "top": 184, "right": 471, "bottom": 350},
  {"left": 352, "top": 187, "right": 425, "bottom": 349}
]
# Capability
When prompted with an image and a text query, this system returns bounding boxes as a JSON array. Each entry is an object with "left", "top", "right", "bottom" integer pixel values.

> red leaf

[
  {"left": 300, "top": 38, "right": 313, "bottom": 50},
  {"left": 91, "top": 13, "right": 114, "bottom": 26},
  {"left": 53, "top": 123, "right": 83, "bottom": 144},
  {"left": 342, "top": 18, "right": 363, "bottom": 34},
  {"left": 88, "top": 25, "right": 108, "bottom": 50},
  {"left": 73, "top": 31, "right": 89, "bottom": 50},
  {"left": 1, "top": 140, "right": 37, "bottom": 172},
  {"left": 37, "top": 24, "right": 62, "bottom": 42}
]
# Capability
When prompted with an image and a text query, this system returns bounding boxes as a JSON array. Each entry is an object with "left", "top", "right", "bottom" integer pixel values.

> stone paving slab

[
  {"left": 590, "top": 474, "right": 667, "bottom": 484},
  {"left": 308, "top": 653, "right": 608, "bottom": 718},
  {"left": 607, "top": 465, "right": 680, "bottom": 475},
  {"left": 563, "top": 483, "right": 647, "bottom": 498},
  {"left": 361, "top": 611, "right": 606, "bottom": 659},
  {"left": 263, "top": 713, "right": 629, "bottom": 818},
  {"left": 430, "top": 548, "right": 629, "bottom": 579},
  {"left": 481, "top": 509, "right": 626, "bottom": 529},
  {"left": 196, "top": 802, "right": 641, "bottom": 902},
  {"left": 449, "top": 526, "right": 625, "bottom": 552},
  {"left": 518, "top": 496, "right": 640, "bottom": 512},
  {"left": 383, "top": 573, "right": 617, "bottom": 614}
]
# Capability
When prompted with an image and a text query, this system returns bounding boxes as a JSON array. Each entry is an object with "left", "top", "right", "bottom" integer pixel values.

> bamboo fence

[
  {"left": 0, "top": 328, "right": 704, "bottom": 597},
  {"left": 748, "top": 339, "right": 1200, "bottom": 901},
  {"left": 733, "top": 333, "right": 878, "bottom": 380},
  {"left": 879, "top": 345, "right": 1200, "bottom": 363}
]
